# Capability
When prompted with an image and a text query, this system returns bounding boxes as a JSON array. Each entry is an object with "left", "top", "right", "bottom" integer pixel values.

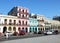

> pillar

[{"left": 28, "top": 27, "right": 30, "bottom": 33}]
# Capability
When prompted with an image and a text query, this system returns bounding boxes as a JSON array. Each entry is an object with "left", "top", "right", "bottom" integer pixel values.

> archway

[
  {"left": 35, "top": 28, "right": 37, "bottom": 32},
  {"left": 13, "top": 27, "right": 16, "bottom": 32},
  {"left": 25, "top": 28, "right": 28, "bottom": 33},
  {"left": 18, "top": 27, "right": 21, "bottom": 31},
  {"left": 3, "top": 26, "right": 7, "bottom": 33},
  {"left": 8, "top": 27, "right": 12, "bottom": 31}
]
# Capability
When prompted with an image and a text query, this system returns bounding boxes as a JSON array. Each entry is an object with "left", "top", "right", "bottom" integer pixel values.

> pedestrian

[{"left": 5, "top": 31, "right": 9, "bottom": 39}]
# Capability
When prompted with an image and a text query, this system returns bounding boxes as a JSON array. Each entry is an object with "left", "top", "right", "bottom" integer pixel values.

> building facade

[
  {"left": 0, "top": 15, "right": 18, "bottom": 33},
  {"left": 0, "top": 6, "right": 60, "bottom": 34},
  {"left": 0, "top": 14, "right": 29, "bottom": 33},
  {"left": 8, "top": 6, "right": 29, "bottom": 33},
  {"left": 32, "top": 14, "right": 45, "bottom": 31},
  {"left": 28, "top": 18, "right": 38, "bottom": 33},
  {"left": 28, "top": 13, "right": 38, "bottom": 33}
]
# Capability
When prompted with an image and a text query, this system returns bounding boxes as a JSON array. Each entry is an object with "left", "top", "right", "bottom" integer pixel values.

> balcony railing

[{"left": 0, "top": 23, "right": 28, "bottom": 26}]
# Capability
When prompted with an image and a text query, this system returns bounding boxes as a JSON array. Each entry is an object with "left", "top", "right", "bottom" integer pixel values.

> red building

[{"left": 8, "top": 6, "right": 29, "bottom": 33}]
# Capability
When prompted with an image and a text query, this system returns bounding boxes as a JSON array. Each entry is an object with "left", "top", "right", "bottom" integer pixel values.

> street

[
  {"left": 0, "top": 34, "right": 60, "bottom": 43},
  {"left": 0, "top": 34, "right": 45, "bottom": 42}
]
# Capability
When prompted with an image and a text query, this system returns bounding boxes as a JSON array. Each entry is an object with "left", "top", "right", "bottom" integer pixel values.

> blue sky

[{"left": 0, "top": 0, "right": 60, "bottom": 19}]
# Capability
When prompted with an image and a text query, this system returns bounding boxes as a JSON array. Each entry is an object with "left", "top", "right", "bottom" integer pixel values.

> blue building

[{"left": 28, "top": 13, "right": 38, "bottom": 33}]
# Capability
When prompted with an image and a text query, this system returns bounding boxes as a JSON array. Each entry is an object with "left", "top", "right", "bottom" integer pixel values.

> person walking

[{"left": 5, "top": 31, "right": 9, "bottom": 39}]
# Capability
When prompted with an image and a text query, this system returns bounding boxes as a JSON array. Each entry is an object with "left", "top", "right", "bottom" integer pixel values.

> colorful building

[
  {"left": 8, "top": 6, "right": 29, "bottom": 33},
  {"left": 0, "top": 6, "right": 60, "bottom": 34},
  {"left": 28, "top": 13, "right": 38, "bottom": 33},
  {"left": 0, "top": 14, "right": 18, "bottom": 33},
  {"left": 31, "top": 14, "right": 45, "bottom": 31}
]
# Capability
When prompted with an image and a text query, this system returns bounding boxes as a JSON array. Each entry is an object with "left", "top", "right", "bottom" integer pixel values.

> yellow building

[
  {"left": 50, "top": 20, "right": 60, "bottom": 29},
  {"left": 0, "top": 14, "right": 18, "bottom": 33},
  {"left": 44, "top": 17, "right": 51, "bottom": 30},
  {"left": 0, "top": 14, "right": 29, "bottom": 33}
]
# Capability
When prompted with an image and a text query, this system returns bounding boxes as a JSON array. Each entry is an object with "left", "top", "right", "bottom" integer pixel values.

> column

[
  {"left": 21, "top": 27, "right": 22, "bottom": 30},
  {"left": 16, "top": 27, "right": 18, "bottom": 32},
  {"left": 28, "top": 27, "right": 30, "bottom": 33},
  {"left": 37, "top": 27, "right": 38, "bottom": 33},
  {"left": 34, "top": 27, "right": 35, "bottom": 32},
  {"left": 11, "top": 26, "right": 13, "bottom": 32},
  {"left": 7, "top": 26, "right": 8, "bottom": 32}
]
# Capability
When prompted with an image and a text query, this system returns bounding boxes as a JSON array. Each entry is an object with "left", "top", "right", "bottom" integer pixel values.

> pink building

[{"left": 8, "top": 6, "right": 29, "bottom": 33}]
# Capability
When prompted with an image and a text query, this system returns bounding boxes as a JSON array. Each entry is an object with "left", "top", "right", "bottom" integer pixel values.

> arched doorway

[
  {"left": 13, "top": 27, "right": 16, "bottom": 32},
  {"left": 35, "top": 28, "right": 37, "bottom": 32},
  {"left": 3, "top": 26, "right": 7, "bottom": 33},
  {"left": 25, "top": 28, "right": 28, "bottom": 33},
  {"left": 30, "top": 28, "right": 31, "bottom": 32},
  {"left": 18, "top": 27, "right": 21, "bottom": 31},
  {"left": 8, "top": 27, "right": 12, "bottom": 31}
]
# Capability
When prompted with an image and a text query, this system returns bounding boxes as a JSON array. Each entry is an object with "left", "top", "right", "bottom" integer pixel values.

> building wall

[
  {"left": 0, "top": 26, "right": 3, "bottom": 33},
  {"left": 36, "top": 14, "right": 45, "bottom": 31},
  {"left": 28, "top": 18, "right": 38, "bottom": 32},
  {"left": 0, "top": 15, "right": 29, "bottom": 33},
  {"left": 8, "top": 6, "right": 29, "bottom": 33}
]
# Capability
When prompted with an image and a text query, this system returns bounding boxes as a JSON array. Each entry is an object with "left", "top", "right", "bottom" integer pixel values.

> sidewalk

[{"left": 0, "top": 34, "right": 44, "bottom": 42}]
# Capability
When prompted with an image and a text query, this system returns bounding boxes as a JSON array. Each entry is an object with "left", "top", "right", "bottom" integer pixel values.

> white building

[{"left": 0, "top": 14, "right": 29, "bottom": 34}]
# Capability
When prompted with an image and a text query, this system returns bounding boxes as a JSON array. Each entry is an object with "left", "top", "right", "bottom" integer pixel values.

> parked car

[
  {"left": 13, "top": 31, "right": 18, "bottom": 36},
  {"left": 19, "top": 30, "right": 26, "bottom": 35},
  {"left": 34, "top": 31, "right": 37, "bottom": 34},
  {"left": 43, "top": 30, "right": 48, "bottom": 35},
  {"left": 38, "top": 31, "right": 43, "bottom": 34},
  {"left": 54, "top": 30, "right": 58, "bottom": 34},
  {"left": 44, "top": 30, "right": 53, "bottom": 35},
  {"left": 4, "top": 31, "right": 13, "bottom": 36}
]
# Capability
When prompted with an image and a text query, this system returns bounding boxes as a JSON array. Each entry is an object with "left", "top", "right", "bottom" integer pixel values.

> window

[
  {"left": 4, "top": 19, "right": 7, "bottom": 21},
  {"left": 19, "top": 20, "right": 21, "bottom": 25},
  {"left": 22, "top": 14, "right": 24, "bottom": 18},
  {"left": 26, "top": 10, "right": 27, "bottom": 13},
  {"left": 22, "top": 9, "right": 24, "bottom": 13},
  {"left": 19, "top": 9, "right": 21, "bottom": 12},
  {"left": 26, "top": 28, "right": 28, "bottom": 32},
  {"left": 41, "top": 28, "right": 42, "bottom": 31},
  {"left": 8, "top": 27, "right": 12, "bottom": 31},
  {"left": 18, "top": 27, "right": 21, "bottom": 31},
  {"left": 30, "top": 28, "right": 31, "bottom": 32},
  {"left": 9, "top": 19, "right": 12, "bottom": 25},
  {"left": 26, "top": 21, "right": 27, "bottom": 25},
  {"left": 38, "top": 28, "right": 40, "bottom": 30},
  {"left": 22, "top": 27, "right": 24, "bottom": 29},
  {"left": 4, "top": 19, "right": 7, "bottom": 24},
  {"left": 43, "top": 28, "right": 44, "bottom": 31},
  {"left": 22, "top": 21, "right": 24, "bottom": 25},
  {"left": 13, "top": 27, "right": 16, "bottom": 31},
  {"left": 9, "top": 19, "right": 12, "bottom": 22},
  {"left": 14, "top": 20, "right": 16, "bottom": 25}
]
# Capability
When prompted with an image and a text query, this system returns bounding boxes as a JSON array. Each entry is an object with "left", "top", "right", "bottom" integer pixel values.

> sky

[{"left": 0, "top": 0, "right": 60, "bottom": 19}]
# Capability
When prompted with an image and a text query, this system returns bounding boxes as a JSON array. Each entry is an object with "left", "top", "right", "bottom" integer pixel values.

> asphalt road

[
  {"left": 0, "top": 34, "right": 60, "bottom": 43},
  {"left": 0, "top": 34, "right": 45, "bottom": 42}
]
